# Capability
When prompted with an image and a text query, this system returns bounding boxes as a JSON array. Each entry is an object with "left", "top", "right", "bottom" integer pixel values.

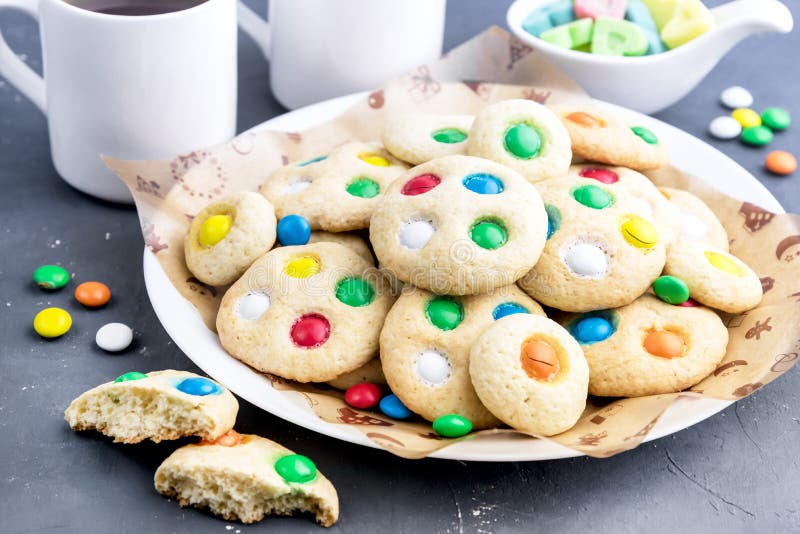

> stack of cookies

[{"left": 185, "top": 99, "right": 762, "bottom": 439}]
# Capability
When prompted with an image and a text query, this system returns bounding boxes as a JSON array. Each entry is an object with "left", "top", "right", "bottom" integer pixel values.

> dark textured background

[{"left": 1, "top": 1, "right": 799, "bottom": 532}]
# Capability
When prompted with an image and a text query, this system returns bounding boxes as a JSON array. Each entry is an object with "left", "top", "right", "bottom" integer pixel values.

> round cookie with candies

[
  {"left": 664, "top": 243, "right": 762, "bottom": 313},
  {"left": 659, "top": 187, "right": 729, "bottom": 250},
  {"left": 380, "top": 285, "right": 545, "bottom": 429},
  {"left": 553, "top": 105, "right": 668, "bottom": 171},
  {"left": 469, "top": 314, "right": 589, "bottom": 436},
  {"left": 260, "top": 142, "right": 409, "bottom": 232},
  {"left": 382, "top": 113, "right": 474, "bottom": 165},
  {"left": 185, "top": 192, "right": 277, "bottom": 286},
  {"left": 370, "top": 155, "right": 549, "bottom": 295},
  {"left": 216, "top": 242, "right": 395, "bottom": 383},
  {"left": 467, "top": 99, "right": 572, "bottom": 183},
  {"left": 563, "top": 294, "right": 729, "bottom": 397},
  {"left": 567, "top": 164, "right": 680, "bottom": 245},
  {"left": 517, "top": 174, "right": 667, "bottom": 312}
]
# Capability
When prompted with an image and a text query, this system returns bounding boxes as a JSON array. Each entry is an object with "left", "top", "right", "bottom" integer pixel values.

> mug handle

[
  {"left": 0, "top": 0, "right": 46, "bottom": 112},
  {"left": 237, "top": 1, "right": 271, "bottom": 58}
]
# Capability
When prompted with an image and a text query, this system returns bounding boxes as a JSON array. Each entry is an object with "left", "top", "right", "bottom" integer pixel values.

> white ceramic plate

[{"left": 143, "top": 93, "right": 784, "bottom": 461}]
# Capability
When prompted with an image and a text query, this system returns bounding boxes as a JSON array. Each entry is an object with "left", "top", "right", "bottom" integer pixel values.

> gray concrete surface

[{"left": 1, "top": 1, "right": 798, "bottom": 532}]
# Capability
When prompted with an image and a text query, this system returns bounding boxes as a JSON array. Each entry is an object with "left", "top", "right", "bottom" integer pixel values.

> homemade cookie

[
  {"left": 563, "top": 295, "right": 729, "bottom": 396},
  {"left": 664, "top": 243, "right": 762, "bottom": 313},
  {"left": 260, "top": 142, "right": 409, "bottom": 231},
  {"left": 65, "top": 370, "right": 238, "bottom": 443},
  {"left": 517, "top": 174, "right": 667, "bottom": 312},
  {"left": 370, "top": 155, "right": 548, "bottom": 295},
  {"left": 382, "top": 113, "right": 474, "bottom": 164},
  {"left": 155, "top": 431, "right": 338, "bottom": 526},
  {"left": 216, "top": 242, "right": 395, "bottom": 382},
  {"left": 567, "top": 164, "right": 680, "bottom": 245},
  {"left": 659, "top": 187, "right": 729, "bottom": 250},
  {"left": 553, "top": 105, "right": 668, "bottom": 171},
  {"left": 326, "top": 357, "right": 386, "bottom": 390},
  {"left": 307, "top": 231, "right": 374, "bottom": 264},
  {"left": 185, "top": 192, "right": 277, "bottom": 286},
  {"left": 469, "top": 314, "right": 589, "bottom": 436},
  {"left": 467, "top": 99, "right": 572, "bottom": 182},
  {"left": 380, "top": 285, "right": 545, "bottom": 429}
]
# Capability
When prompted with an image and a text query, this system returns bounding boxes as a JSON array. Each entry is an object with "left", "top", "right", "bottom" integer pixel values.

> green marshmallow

[
  {"left": 540, "top": 18, "right": 594, "bottom": 50},
  {"left": 592, "top": 17, "right": 649, "bottom": 57}
]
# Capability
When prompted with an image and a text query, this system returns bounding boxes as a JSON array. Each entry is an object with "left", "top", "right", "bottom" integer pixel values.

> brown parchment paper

[{"left": 105, "top": 27, "right": 800, "bottom": 460}]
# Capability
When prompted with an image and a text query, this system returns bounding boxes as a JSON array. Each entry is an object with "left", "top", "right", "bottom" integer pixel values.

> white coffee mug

[
  {"left": 0, "top": 0, "right": 237, "bottom": 203},
  {"left": 238, "top": 0, "right": 446, "bottom": 110}
]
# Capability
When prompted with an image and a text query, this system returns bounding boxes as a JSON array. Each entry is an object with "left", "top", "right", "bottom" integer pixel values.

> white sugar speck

[{"left": 105, "top": 232, "right": 111, "bottom": 240}]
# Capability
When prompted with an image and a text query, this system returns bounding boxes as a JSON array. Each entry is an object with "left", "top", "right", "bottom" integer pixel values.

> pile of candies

[
  {"left": 709, "top": 86, "right": 795, "bottom": 176},
  {"left": 522, "top": 0, "right": 715, "bottom": 56},
  {"left": 31, "top": 264, "right": 133, "bottom": 352}
]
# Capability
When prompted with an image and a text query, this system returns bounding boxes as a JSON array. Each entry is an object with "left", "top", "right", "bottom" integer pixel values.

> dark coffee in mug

[{"left": 64, "top": 0, "right": 207, "bottom": 16}]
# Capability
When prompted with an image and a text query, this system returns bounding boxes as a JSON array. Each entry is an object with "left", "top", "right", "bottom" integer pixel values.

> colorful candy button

[
  {"left": 274, "top": 454, "right": 317, "bottom": 484},
  {"left": 236, "top": 291, "right": 271, "bottom": 320},
  {"left": 504, "top": 123, "right": 542, "bottom": 159},
  {"left": 765, "top": 151, "right": 797, "bottom": 176},
  {"left": 741, "top": 126, "right": 773, "bottom": 147},
  {"left": 346, "top": 177, "right": 380, "bottom": 199},
  {"left": 415, "top": 349, "right": 451, "bottom": 386},
  {"left": 653, "top": 275, "right": 690, "bottom": 304},
  {"left": 33, "top": 307, "right": 71, "bottom": 338},
  {"left": 462, "top": 173, "right": 504, "bottom": 195},
  {"left": 566, "top": 111, "right": 606, "bottom": 128},
  {"left": 277, "top": 214, "right": 311, "bottom": 246},
  {"left": 470, "top": 218, "right": 508, "bottom": 250},
  {"left": 176, "top": 377, "right": 221, "bottom": 396},
  {"left": 520, "top": 338, "right": 560, "bottom": 381},
  {"left": 564, "top": 242, "right": 608, "bottom": 277},
  {"left": 720, "top": 86, "right": 753, "bottom": 109},
  {"left": 335, "top": 277, "right": 375, "bottom": 307},
  {"left": 432, "top": 414, "right": 473, "bottom": 438},
  {"left": 432, "top": 128, "right": 468, "bottom": 144},
  {"left": 591, "top": 18, "right": 648, "bottom": 56},
  {"left": 425, "top": 296, "right": 463, "bottom": 331},
  {"left": 114, "top": 371, "right": 147, "bottom": 383},
  {"left": 33, "top": 265, "right": 69, "bottom": 290},
  {"left": 732, "top": 108, "right": 761, "bottom": 129},
  {"left": 761, "top": 107, "right": 791, "bottom": 131},
  {"left": 285, "top": 177, "right": 312, "bottom": 194},
  {"left": 708, "top": 116, "right": 742, "bottom": 140},
  {"left": 344, "top": 382, "right": 382, "bottom": 409},
  {"left": 545, "top": 204, "right": 561, "bottom": 239},
  {"left": 643, "top": 330, "right": 685, "bottom": 359},
  {"left": 401, "top": 174, "right": 441, "bottom": 196},
  {"left": 659, "top": 0, "right": 715, "bottom": 49},
  {"left": 579, "top": 167, "right": 619, "bottom": 184},
  {"left": 296, "top": 155, "right": 326, "bottom": 167},
  {"left": 573, "top": 184, "right": 613, "bottom": 209},
  {"left": 676, "top": 298, "right": 699, "bottom": 307},
  {"left": 540, "top": 18, "right": 594, "bottom": 50},
  {"left": 74, "top": 281, "right": 111, "bottom": 308},
  {"left": 620, "top": 216, "right": 658, "bottom": 248},
  {"left": 399, "top": 219, "right": 436, "bottom": 249},
  {"left": 198, "top": 214, "right": 232, "bottom": 247},
  {"left": 631, "top": 126, "right": 659, "bottom": 144},
  {"left": 704, "top": 251, "right": 742, "bottom": 276},
  {"left": 358, "top": 152, "right": 390, "bottom": 167},
  {"left": 575, "top": 0, "right": 627, "bottom": 20},
  {"left": 379, "top": 394, "right": 413, "bottom": 420},
  {"left": 284, "top": 255, "right": 321, "bottom": 278},
  {"left": 95, "top": 322, "right": 133, "bottom": 352},
  {"left": 290, "top": 314, "right": 330, "bottom": 348},
  {"left": 571, "top": 315, "right": 615, "bottom": 344},
  {"left": 201, "top": 429, "right": 243, "bottom": 447},
  {"left": 492, "top": 302, "right": 530, "bottom": 320}
]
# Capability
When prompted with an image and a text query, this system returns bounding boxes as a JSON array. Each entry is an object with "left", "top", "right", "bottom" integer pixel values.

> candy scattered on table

[
  {"left": 344, "top": 382, "right": 382, "bottom": 409},
  {"left": 765, "top": 151, "right": 797, "bottom": 176},
  {"left": 708, "top": 116, "right": 741, "bottom": 140},
  {"left": 741, "top": 126, "right": 773, "bottom": 147},
  {"left": 95, "top": 322, "right": 133, "bottom": 352},
  {"left": 731, "top": 108, "right": 761, "bottom": 129},
  {"left": 33, "top": 307, "right": 72, "bottom": 338},
  {"left": 277, "top": 214, "right": 311, "bottom": 246},
  {"left": 33, "top": 264, "right": 70, "bottom": 290},
  {"left": 379, "top": 394, "right": 413, "bottom": 420},
  {"left": 432, "top": 414, "right": 473, "bottom": 438},
  {"left": 719, "top": 86, "right": 753, "bottom": 109},
  {"left": 74, "top": 281, "right": 111, "bottom": 307},
  {"left": 761, "top": 107, "right": 791, "bottom": 131}
]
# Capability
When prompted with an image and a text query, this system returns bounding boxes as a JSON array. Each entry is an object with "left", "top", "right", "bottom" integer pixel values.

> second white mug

[{"left": 239, "top": 0, "right": 447, "bottom": 110}]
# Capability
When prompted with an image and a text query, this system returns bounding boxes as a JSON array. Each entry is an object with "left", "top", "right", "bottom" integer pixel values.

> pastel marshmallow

[
  {"left": 540, "top": 18, "right": 595, "bottom": 49},
  {"left": 659, "top": 0, "right": 715, "bottom": 49},
  {"left": 574, "top": 0, "right": 627, "bottom": 20},
  {"left": 592, "top": 17, "right": 649, "bottom": 56}
]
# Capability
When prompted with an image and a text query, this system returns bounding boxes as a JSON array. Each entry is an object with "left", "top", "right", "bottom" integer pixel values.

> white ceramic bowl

[{"left": 507, "top": 0, "right": 793, "bottom": 114}]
